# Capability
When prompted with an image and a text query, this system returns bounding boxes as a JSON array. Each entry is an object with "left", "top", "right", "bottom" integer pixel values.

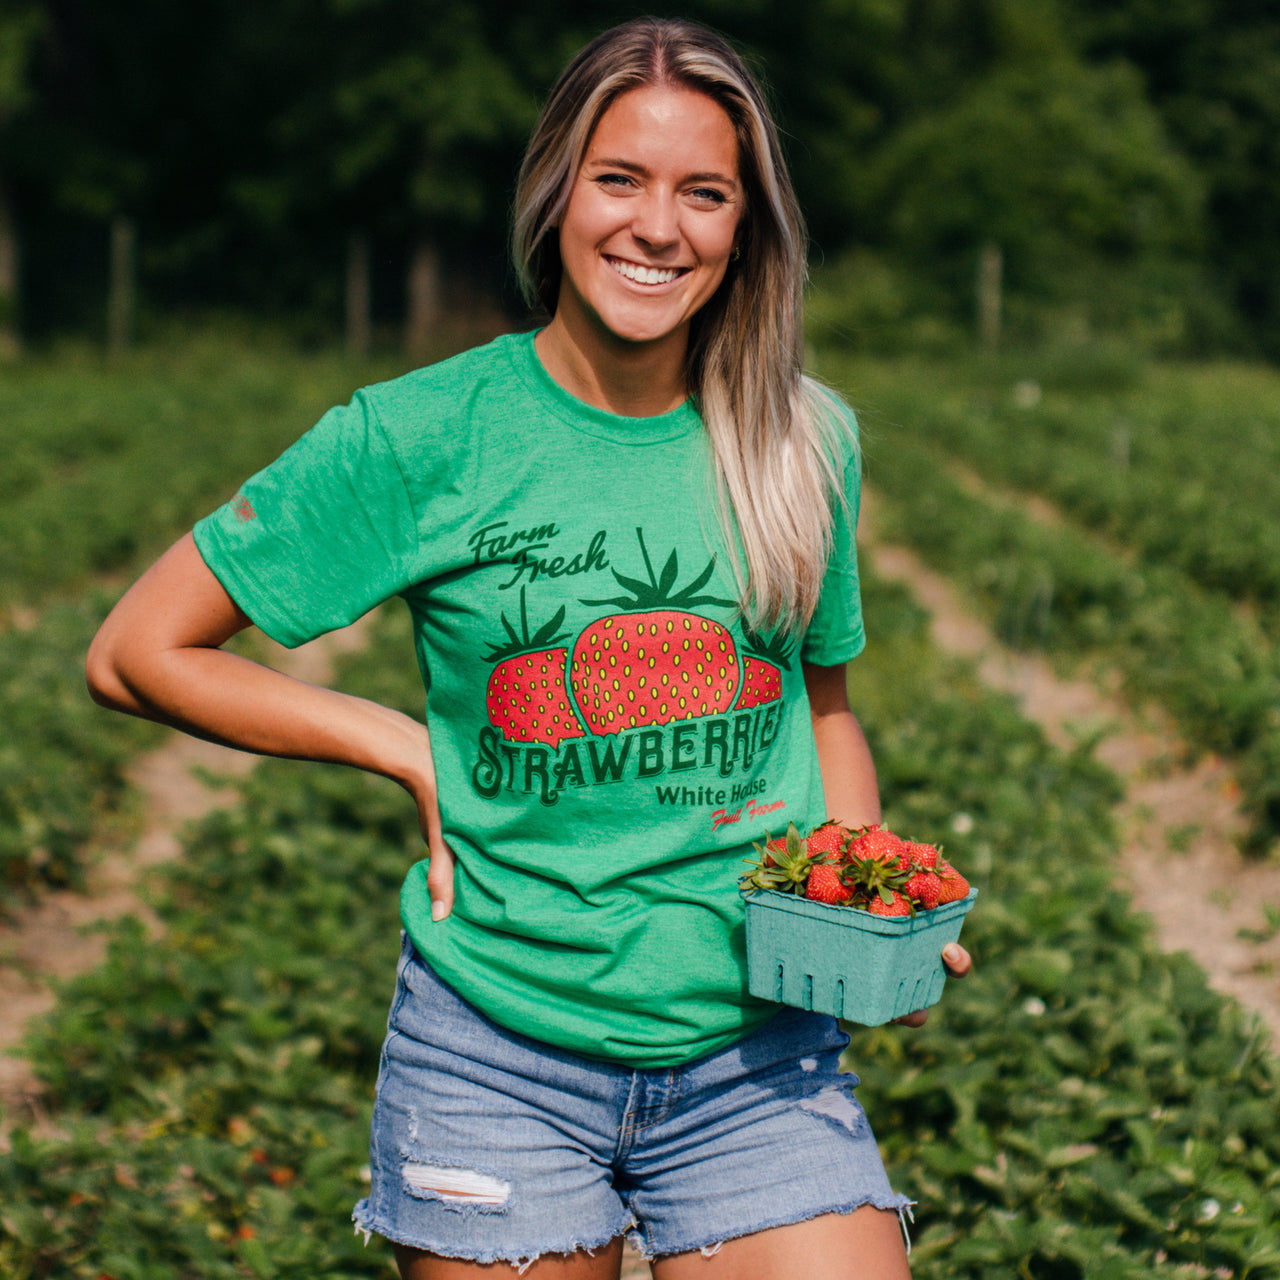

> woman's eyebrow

[{"left": 585, "top": 156, "right": 738, "bottom": 185}]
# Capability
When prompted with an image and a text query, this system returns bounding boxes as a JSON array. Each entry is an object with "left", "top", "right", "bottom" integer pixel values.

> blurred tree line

[{"left": 0, "top": 0, "right": 1277, "bottom": 358}]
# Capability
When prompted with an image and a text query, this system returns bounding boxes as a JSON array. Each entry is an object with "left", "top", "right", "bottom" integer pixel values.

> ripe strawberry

[
  {"left": 866, "top": 890, "right": 913, "bottom": 917},
  {"left": 484, "top": 590, "right": 586, "bottom": 748},
  {"left": 804, "top": 820, "right": 849, "bottom": 863},
  {"left": 740, "top": 823, "right": 819, "bottom": 895},
  {"left": 904, "top": 840, "right": 940, "bottom": 870},
  {"left": 805, "top": 863, "right": 853, "bottom": 905},
  {"left": 903, "top": 869, "right": 944, "bottom": 911},
  {"left": 936, "top": 860, "right": 971, "bottom": 904},
  {"left": 573, "top": 531, "right": 738, "bottom": 733},
  {"left": 848, "top": 824, "right": 910, "bottom": 869},
  {"left": 734, "top": 627, "right": 793, "bottom": 710},
  {"left": 760, "top": 834, "right": 788, "bottom": 868},
  {"left": 841, "top": 847, "right": 913, "bottom": 912}
]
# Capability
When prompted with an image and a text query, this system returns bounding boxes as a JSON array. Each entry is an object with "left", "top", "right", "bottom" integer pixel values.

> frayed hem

[
  {"left": 636, "top": 1194, "right": 916, "bottom": 1262},
  {"left": 350, "top": 1211, "right": 632, "bottom": 1274}
]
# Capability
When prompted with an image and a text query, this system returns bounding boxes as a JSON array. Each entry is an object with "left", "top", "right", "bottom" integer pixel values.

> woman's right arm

[{"left": 86, "top": 532, "right": 456, "bottom": 918}]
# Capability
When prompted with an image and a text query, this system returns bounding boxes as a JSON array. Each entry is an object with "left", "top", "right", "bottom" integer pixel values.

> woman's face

[{"left": 553, "top": 84, "right": 743, "bottom": 359}]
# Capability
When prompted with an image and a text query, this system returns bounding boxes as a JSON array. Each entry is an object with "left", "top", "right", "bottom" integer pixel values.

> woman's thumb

[{"left": 426, "top": 840, "right": 455, "bottom": 921}]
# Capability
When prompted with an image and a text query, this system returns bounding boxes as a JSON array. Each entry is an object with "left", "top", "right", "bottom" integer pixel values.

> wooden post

[
  {"left": 107, "top": 214, "right": 137, "bottom": 356},
  {"left": 976, "top": 241, "right": 1002, "bottom": 351},
  {"left": 404, "top": 237, "right": 441, "bottom": 366},
  {"left": 345, "top": 229, "right": 372, "bottom": 359},
  {"left": 0, "top": 177, "right": 20, "bottom": 361}
]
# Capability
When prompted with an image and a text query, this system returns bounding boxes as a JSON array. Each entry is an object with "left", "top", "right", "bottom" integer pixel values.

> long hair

[{"left": 511, "top": 17, "right": 854, "bottom": 633}]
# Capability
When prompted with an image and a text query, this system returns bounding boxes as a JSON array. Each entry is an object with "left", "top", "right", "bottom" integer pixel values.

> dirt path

[
  {"left": 0, "top": 621, "right": 370, "bottom": 1130},
  {"left": 864, "top": 491, "right": 1280, "bottom": 1049}
]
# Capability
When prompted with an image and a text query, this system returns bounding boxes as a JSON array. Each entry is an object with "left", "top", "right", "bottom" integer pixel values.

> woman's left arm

[
  {"left": 803, "top": 660, "right": 882, "bottom": 832},
  {"left": 803, "top": 661, "right": 971, "bottom": 1024}
]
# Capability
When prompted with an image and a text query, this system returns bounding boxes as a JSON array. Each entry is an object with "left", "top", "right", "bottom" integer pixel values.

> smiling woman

[
  {"left": 539, "top": 84, "right": 744, "bottom": 407},
  {"left": 86, "top": 16, "right": 969, "bottom": 1280}
]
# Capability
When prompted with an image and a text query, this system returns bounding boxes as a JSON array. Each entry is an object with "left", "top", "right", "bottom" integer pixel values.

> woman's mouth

[{"left": 606, "top": 256, "right": 686, "bottom": 286}]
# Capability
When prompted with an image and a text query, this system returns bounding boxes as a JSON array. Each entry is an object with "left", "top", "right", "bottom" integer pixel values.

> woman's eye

[
  {"left": 689, "top": 188, "right": 728, "bottom": 206},
  {"left": 595, "top": 173, "right": 633, "bottom": 190}
]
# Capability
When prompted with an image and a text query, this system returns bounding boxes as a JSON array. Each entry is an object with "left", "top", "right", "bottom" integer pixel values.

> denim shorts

[{"left": 352, "top": 935, "right": 911, "bottom": 1268}]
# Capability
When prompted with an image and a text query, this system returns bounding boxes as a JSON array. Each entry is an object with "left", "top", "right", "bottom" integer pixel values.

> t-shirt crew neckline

[{"left": 510, "top": 329, "right": 702, "bottom": 445}]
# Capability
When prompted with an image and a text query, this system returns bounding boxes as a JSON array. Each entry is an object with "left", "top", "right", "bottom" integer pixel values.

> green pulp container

[{"left": 743, "top": 888, "right": 977, "bottom": 1025}]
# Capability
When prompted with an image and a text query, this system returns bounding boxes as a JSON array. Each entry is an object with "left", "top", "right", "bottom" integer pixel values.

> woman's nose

[{"left": 630, "top": 189, "right": 679, "bottom": 249}]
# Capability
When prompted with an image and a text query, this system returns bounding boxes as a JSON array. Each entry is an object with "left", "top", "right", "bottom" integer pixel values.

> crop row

[
  {"left": 0, "top": 592, "right": 161, "bottom": 904},
  {"left": 817, "top": 346, "right": 1280, "bottom": 628},
  {"left": 0, "top": 328, "right": 405, "bottom": 905},
  {"left": 823, "top": 350, "right": 1280, "bottom": 855},
  {"left": 0, "top": 326, "right": 404, "bottom": 609},
  {"left": 3, "top": 580, "right": 1278, "bottom": 1279}
]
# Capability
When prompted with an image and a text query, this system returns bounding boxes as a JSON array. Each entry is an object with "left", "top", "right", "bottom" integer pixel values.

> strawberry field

[
  {"left": 0, "top": 329, "right": 404, "bottom": 904},
  {"left": 814, "top": 342, "right": 1280, "bottom": 858},
  {"left": 3, "top": 329, "right": 1280, "bottom": 1278}
]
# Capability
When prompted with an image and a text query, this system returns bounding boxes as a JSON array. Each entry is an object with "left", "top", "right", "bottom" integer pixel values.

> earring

[{"left": 731, "top": 246, "right": 741, "bottom": 262}]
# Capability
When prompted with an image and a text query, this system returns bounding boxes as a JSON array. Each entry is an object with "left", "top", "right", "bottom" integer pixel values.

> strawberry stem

[{"left": 636, "top": 527, "right": 657, "bottom": 587}]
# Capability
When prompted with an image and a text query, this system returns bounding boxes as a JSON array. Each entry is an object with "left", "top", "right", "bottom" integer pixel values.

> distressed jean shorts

[{"left": 352, "top": 935, "right": 911, "bottom": 1268}]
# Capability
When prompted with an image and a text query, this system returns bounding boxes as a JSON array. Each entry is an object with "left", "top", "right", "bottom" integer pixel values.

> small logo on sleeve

[{"left": 232, "top": 494, "right": 257, "bottom": 522}]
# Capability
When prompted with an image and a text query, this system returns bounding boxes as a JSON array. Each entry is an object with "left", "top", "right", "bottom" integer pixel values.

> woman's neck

[{"left": 534, "top": 314, "right": 689, "bottom": 417}]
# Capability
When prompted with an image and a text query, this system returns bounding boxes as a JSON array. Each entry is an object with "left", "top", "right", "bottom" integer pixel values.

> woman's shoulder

[{"left": 361, "top": 330, "right": 532, "bottom": 421}]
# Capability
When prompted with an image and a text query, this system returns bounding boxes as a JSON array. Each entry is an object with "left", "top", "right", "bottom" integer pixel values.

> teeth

[{"left": 609, "top": 259, "right": 680, "bottom": 285}]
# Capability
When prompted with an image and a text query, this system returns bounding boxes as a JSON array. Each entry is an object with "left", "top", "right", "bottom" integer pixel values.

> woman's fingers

[
  {"left": 892, "top": 942, "right": 974, "bottom": 1026},
  {"left": 892, "top": 1008, "right": 930, "bottom": 1028},
  {"left": 942, "top": 942, "right": 971, "bottom": 977},
  {"left": 426, "top": 839, "right": 456, "bottom": 922},
  {"left": 412, "top": 753, "right": 455, "bottom": 922}
]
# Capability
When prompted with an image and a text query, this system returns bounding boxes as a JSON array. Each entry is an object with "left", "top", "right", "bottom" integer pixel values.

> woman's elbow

[{"left": 85, "top": 627, "right": 140, "bottom": 713}]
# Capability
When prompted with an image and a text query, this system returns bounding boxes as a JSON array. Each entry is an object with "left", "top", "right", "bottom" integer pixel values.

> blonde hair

[{"left": 511, "top": 17, "right": 853, "bottom": 633}]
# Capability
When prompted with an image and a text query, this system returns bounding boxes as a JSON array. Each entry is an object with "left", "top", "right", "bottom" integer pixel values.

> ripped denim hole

[
  {"left": 401, "top": 1161, "right": 511, "bottom": 1207},
  {"left": 797, "top": 1085, "right": 869, "bottom": 1136}
]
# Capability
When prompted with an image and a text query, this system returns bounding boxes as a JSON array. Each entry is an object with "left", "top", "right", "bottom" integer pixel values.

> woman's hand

[
  {"left": 405, "top": 738, "right": 456, "bottom": 923},
  {"left": 892, "top": 942, "right": 972, "bottom": 1027}
]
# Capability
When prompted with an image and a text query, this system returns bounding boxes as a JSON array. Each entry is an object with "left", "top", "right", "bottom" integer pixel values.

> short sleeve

[
  {"left": 193, "top": 390, "right": 419, "bottom": 647},
  {"left": 799, "top": 400, "right": 865, "bottom": 666}
]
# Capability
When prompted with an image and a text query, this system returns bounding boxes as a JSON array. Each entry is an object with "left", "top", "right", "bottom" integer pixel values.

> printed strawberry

[
  {"left": 572, "top": 530, "right": 739, "bottom": 733},
  {"left": 484, "top": 588, "right": 586, "bottom": 748},
  {"left": 866, "top": 890, "right": 914, "bottom": 917},
  {"left": 936, "top": 860, "right": 972, "bottom": 904},
  {"left": 734, "top": 626, "right": 793, "bottom": 710},
  {"left": 804, "top": 863, "right": 854, "bottom": 905}
]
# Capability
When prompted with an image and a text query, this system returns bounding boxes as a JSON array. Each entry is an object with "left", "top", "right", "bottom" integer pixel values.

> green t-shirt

[{"left": 194, "top": 330, "right": 864, "bottom": 1067}]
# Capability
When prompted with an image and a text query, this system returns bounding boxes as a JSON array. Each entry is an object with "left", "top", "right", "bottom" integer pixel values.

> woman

[{"left": 88, "top": 17, "right": 969, "bottom": 1279}]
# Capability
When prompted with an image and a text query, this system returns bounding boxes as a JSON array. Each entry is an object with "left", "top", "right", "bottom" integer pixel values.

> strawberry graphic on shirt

[
  {"left": 484, "top": 588, "right": 586, "bottom": 748},
  {"left": 735, "top": 626, "right": 792, "bottom": 710},
  {"left": 570, "top": 530, "right": 740, "bottom": 734}
]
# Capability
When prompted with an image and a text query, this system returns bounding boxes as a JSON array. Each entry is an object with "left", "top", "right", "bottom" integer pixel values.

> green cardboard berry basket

[{"left": 742, "top": 888, "right": 977, "bottom": 1025}]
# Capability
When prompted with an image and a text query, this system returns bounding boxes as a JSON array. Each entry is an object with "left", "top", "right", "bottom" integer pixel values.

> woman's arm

[
  {"left": 87, "top": 533, "right": 456, "bottom": 918},
  {"left": 803, "top": 660, "right": 970, "bottom": 1022},
  {"left": 802, "top": 659, "right": 882, "bottom": 830}
]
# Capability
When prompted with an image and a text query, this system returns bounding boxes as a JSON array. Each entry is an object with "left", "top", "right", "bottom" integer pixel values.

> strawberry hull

[{"left": 742, "top": 887, "right": 977, "bottom": 1026}]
